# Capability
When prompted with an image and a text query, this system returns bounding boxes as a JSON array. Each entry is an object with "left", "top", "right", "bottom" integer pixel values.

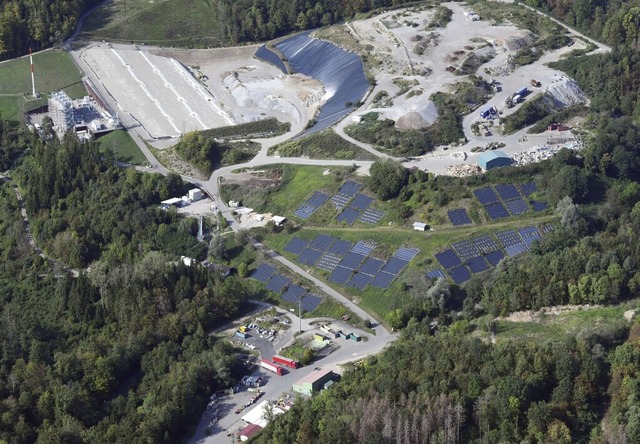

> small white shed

[{"left": 413, "top": 222, "right": 428, "bottom": 231}]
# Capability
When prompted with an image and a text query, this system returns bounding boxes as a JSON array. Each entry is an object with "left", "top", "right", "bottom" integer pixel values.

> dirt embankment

[{"left": 499, "top": 304, "right": 603, "bottom": 323}]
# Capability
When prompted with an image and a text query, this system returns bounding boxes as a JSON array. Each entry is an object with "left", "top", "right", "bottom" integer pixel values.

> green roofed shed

[{"left": 477, "top": 150, "right": 513, "bottom": 170}]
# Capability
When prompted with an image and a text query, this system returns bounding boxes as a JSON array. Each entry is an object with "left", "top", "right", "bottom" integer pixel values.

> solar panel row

[
  {"left": 339, "top": 180, "right": 362, "bottom": 197},
  {"left": 340, "top": 252, "right": 367, "bottom": 270},
  {"left": 293, "top": 203, "right": 316, "bottom": 220},
  {"left": 452, "top": 240, "right": 479, "bottom": 261},
  {"left": 300, "top": 294, "right": 322, "bottom": 312},
  {"left": 351, "top": 240, "right": 376, "bottom": 256},
  {"left": 251, "top": 263, "right": 276, "bottom": 283},
  {"left": 505, "top": 198, "right": 530, "bottom": 216},
  {"left": 350, "top": 194, "right": 374, "bottom": 211},
  {"left": 485, "top": 202, "right": 510, "bottom": 220},
  {"left": 328, "top": 239, "right": 352, "bottom": 256},
  {"left": 426, "top": 269, "right": 446, "bottom": 279},
  {"left": 337, "top": 207, "right": 360, "bottom": 224},
  {"left": 394, "top": 247, "right": 420, "bottom": 262},
  {"left": 360, "top": 208, "right": 385, "bottom": 224},
  {"left": 474, "top": 187, "right": 499, "bottom": 205},
  {"left": 298, "top": 248, "right": 322, "bottom": 265},
  {"left": 520, "top": 182, "right": 537, "bottom": 197},
  {"left": 307, "top": 191, "right": 330, "bottom": 208},
  {"left": 284, "top": 237, "right": 309, "bottom": 255},
  {"left": 310, "top": 234, "right": 334, "bottom": 251},
  {"left": 435, "top": 249, "right": 462, "bottom": 270},
  {"left": 331, "top": 193, "right": 351, "bottom": 210},
  {"left": 329, "top": 266, "right": 353, "bottom": 284},
  {"left": 449, "top": 266, "right": 471, "bottom": 285},
  {"left": 316, "top": 252, "right": 341, "bottom": 272},
  {"left": 495, "top": 184, "right": 521, "bottom": 201},
  {"left": 348, "top": 272, "right": 372, "bottom": 290},
  {"left": 266, "top": 274, "right": 291, "bottom": 293}
]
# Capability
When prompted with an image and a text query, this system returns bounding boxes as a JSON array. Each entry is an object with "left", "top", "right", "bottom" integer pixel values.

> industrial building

[
  {"left": 292, "top": 368, "right": 336, "bottom": 396},
  {"left": 48, "top": 91, "right": 75, "bottom": 132},
  {"left": 477, "top": 151, "right": 513, "bottom": 171},
  {"left": 238, "top": 423, "right": 263, "bottom": 441}
]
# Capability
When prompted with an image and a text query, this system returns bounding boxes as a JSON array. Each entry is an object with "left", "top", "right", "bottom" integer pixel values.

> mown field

[
  {"left": 80, "top": 0, "right": 226, "bottom": 47},
  {"left": 0, "top": 50, "right": 86, "bottom": 121}
]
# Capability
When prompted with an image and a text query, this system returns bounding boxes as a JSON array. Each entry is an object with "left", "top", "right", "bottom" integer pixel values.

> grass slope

[
  {"left": 96, "top": 130, "right": 147, "bottom": 165},
  {"left": 81, "top": 0, "right": 226, "bottom": 47},
  {"left": 0, "top": 50, "right": 85, "bottom": 121}
]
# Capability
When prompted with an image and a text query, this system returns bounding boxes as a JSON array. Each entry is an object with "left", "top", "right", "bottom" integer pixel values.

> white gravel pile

[{"left": 544, "top": 77, "right": 587, "bottom": 107}]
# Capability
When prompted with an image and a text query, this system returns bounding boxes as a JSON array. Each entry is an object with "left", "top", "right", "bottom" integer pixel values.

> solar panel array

[
  {"left": 472, "top": 182, "right": 548, "bottom": 219},
  {"left": 432, "top": 224, "right": 554, "bottom": 284},
  {"left": 290, "top": 180, "right": 386, "bottom": 225},
  {"left": 293, "top": 191, "right": 330, "bottom": 220},
  {"left": 448, "top": 208, "right": 472, "bottom": 226},
  {"left": 249, "top": 257, "right": 324, "bottom": 312},
  {"left": 281, "top": 233, "right": 418, "bottom": 290}
]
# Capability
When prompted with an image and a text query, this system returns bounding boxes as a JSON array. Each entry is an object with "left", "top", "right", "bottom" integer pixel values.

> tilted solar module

[
  {"left": 339, "top": 252, "right": 367, "bottom": 270},
  {"left": 495, "top": 229, "right": 523, "bottom": 248},
  {"left": 336, "top": 207, "right": 360, "bottom": 225},
  {"left": 531, "top": 200, "right": 548, "bottom": 212},
  {"left": 359, "top": 208, "right": 385, "bottom": 224},
  {"left": 449, "top": 265, "right": 471, "bottom": 285},
  {"left": 506, "top": 244, "right": 529, "bottom": 257},
  {"left": 434, "top": 249, "right": 462, "bottom": 269},
  {"left": 467, "top": 256, "right": 490, "bottom": 273},
  {"left": 300, "top": 294, "right": 322, "bottom": 312},
  {"left": 329, "top": 266, "right": 353, "bottom": 284},
  {"left": 284, "top": 237, "right": 309, "bottom": 255},
  {"left": 540, "top": 223, "right": 554, "bottom": 234},
  {"left": 351, "top": 240, "right": 376, "bottom": 256},
  {"left": 519, "top": 226, "right": 541, "bottom": 248},
  {"left": 328, "top": 239, "right": 352, "bottom": 256},
  {"left": 394, "top": 247, "right": 420, "bottom": 262},
  {"left": 426, "top": 269, "right": 447, "bottom": 279},
  {"left": 447, "top": 208, "right": 472, "bottom": 226},
  {"left": 472, "top": 234, "right": 499, "bottom": 254},
  {"left": 338, "top": 180, "right": 362, "bottom": 197},
  {"left": 297, "top": 248, "right": 323, "bottom": 266},
  {"left": 349, "top": 194, "right": 374, "bottom": 211},
  {"left": 382, "top": 257, "right": 409, "bottom": 275},
  {"left": 330, "top": 193, "right": 351, "bottom": 210},
  {"left": 282, "top": 284, "right": 306, "bottom": 304},
  {"left": 485, "top": 202, "right": 510, "bottom": 220},
  {"left": 293, "top": 203, "right": 316, "bottom": 220},
  {"left": 348, "top": 272, "right": 373, "bottom": 290},
  {"left": 505, "top": 198, "right": 530, "bottom": 216},
  {"left": 495, "top": 184, "right": 521, "bottom": 201},
  {"left": 474, "top": 187, "right": 499, "bottom": 205},
  {"left": 484, "top": 250, "right": 505, "bottom": 267},
  {"left": 307, "top": 191, "right": 330, "bottom": 208},
  {"left": 451, "top": 240, "right": 479, "bottom": 261},
  {"left": 316, "top": 252, "right": 342, "bottom": 272},
  {"left": 251, "top": 263, "right": 276, "bottom": 283},
  {"left": 265, "top": 274, "right": 291, "bottom": 293},
  {"left": 309, "top": 234, "right": 335, "bottom": 251},
  {"left": 359, "top": 257, "right": 385, "bottom": 276},
  {"left": 520, "top": 182, "right": 538, "bottom": 197},
  {"left": 370, "top": 271, "right": 395, "bottom": 289}
]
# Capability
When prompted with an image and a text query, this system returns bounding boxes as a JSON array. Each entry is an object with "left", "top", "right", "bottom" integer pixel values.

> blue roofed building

[{"left": 477, "top": 151, "right": 513, "bottom": 171}]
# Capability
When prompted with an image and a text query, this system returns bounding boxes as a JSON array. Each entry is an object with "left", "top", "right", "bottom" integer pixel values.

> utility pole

[{"left": 298, "top": 297, "right": 302, "bottom": 333}]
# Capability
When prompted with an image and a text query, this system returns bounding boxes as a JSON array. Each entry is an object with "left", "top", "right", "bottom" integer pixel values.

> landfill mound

[
  {"left": 544, "top": 77, "right": 587, "bottom": 107},
  {"left": 497, "top": 30, "right": 536, "bottom": 51},
  {"left": 223, "top": 72, "right": 302, "bottom": 123}
]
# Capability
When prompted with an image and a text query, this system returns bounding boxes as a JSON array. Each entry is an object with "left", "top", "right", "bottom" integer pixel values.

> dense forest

[
  {"left": 0, "top": 0, "right": 102, "bottom": 59},
  {"left": 0, "top": 126, "right": 259, "bottom": 442}
]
